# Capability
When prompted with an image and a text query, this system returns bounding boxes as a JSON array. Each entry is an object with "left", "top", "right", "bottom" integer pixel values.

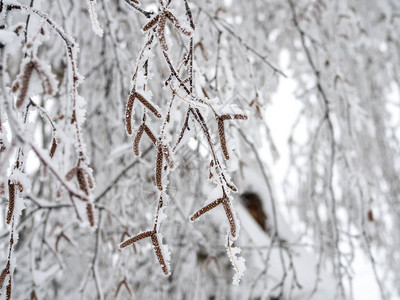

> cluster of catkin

[{"left": 119, "top": 0, "right": 247, "bottom": 280}]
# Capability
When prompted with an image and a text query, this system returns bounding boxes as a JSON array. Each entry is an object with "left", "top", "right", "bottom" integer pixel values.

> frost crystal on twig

[{"left": 87, "top": 0, "right": 104, "bottom": 37}]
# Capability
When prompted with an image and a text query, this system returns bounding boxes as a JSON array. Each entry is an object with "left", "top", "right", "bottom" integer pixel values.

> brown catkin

[
  {"left": 125, "top": 92, "right": 136, "bottom": 135},
  {"left": 119, "top": 231, "right": 152, "bottom": 249},
  {"left": 142, "top": 14, "right": 159, "bottom": 31},
  {"left": 143, "top": 125, "right": 157, "bottom": 144},
  {"left": 234, "top": 114, "right": 248, "bottom": 120},
  {"left": 86, "top": 203, "right": 95, "bottom": 227},
  {"left": 221, "top": 114, "right": 247, "bottom": 121},
  {"left": 156, "top": 144, "right": 163, "bottom": 191},
  {"left": 49, "top": 137, "right": 57, "bottom": 157},
  {"left": 157, "top": 13, "right": 168, "bottom": 51},
  {"left": 222, "top": 199, "right": 236, "bottom": 238},
  {"left": 184, "top": 0, "right": 195, "bottom": 30},
  {"left": 16, "top": 61, "right": 35, "bottom": 109},
  {"left": 151, "top": 233, "right": 169, "bottom": 275},
  {"left": 0, "top": 263, "right": 9, "bottom": 290},
  {"left": 190, "top": 198, "right": 223, "bottom": 221},
  {"left": 81, "top": 168, "right": 94, "bottom": 190},
  {"left": 218, "top": 119, "right": 229, "bottom": 160},
  {"left": 221, "top": 173, "right": 237, "bottom": 192},
  {"left": 120, "top": 232, "right": 135, "bottom": 253},
  {"left": 133, "top": 125, "right": 145, "bottom": 156},
  {"left": 77, "top": 168, "right": 89, "bottom": 196},
  {"left": 225, "top": 181, "right": 237, "bottom": 192},
  {"left": 136, "top": 93, "right": 162, "bottom": 118},
  {"left": 6, "top": 182, "right": 15, "bottom": 224},
  {"left": 6, "top": 277, "right": 11, "bottom": 300},
  {"left": 87, "top": 174, "right": 94, "bottom": 190},
  {"left": 162, "top": 144, "right": 174, "bottom": 169},
  {"left": 165, "top": 11, "right": 191, "bottom": 36},
  {"left": 0, "top": 182, "right": 5, "bottom": 195},
  {"left": 34, "top": 61, "right": 53, "bottom": 95},
  {"left": 65, "top": 167, "right": 78, "bottom": 181}
]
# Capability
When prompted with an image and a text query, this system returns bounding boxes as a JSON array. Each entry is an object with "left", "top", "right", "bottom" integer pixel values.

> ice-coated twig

[
  {"left": 87, "top": 0, "right": 104, "bottom": 37},
  {"left": 118, "top": 0, "right": 246, "bottom": 281}
]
